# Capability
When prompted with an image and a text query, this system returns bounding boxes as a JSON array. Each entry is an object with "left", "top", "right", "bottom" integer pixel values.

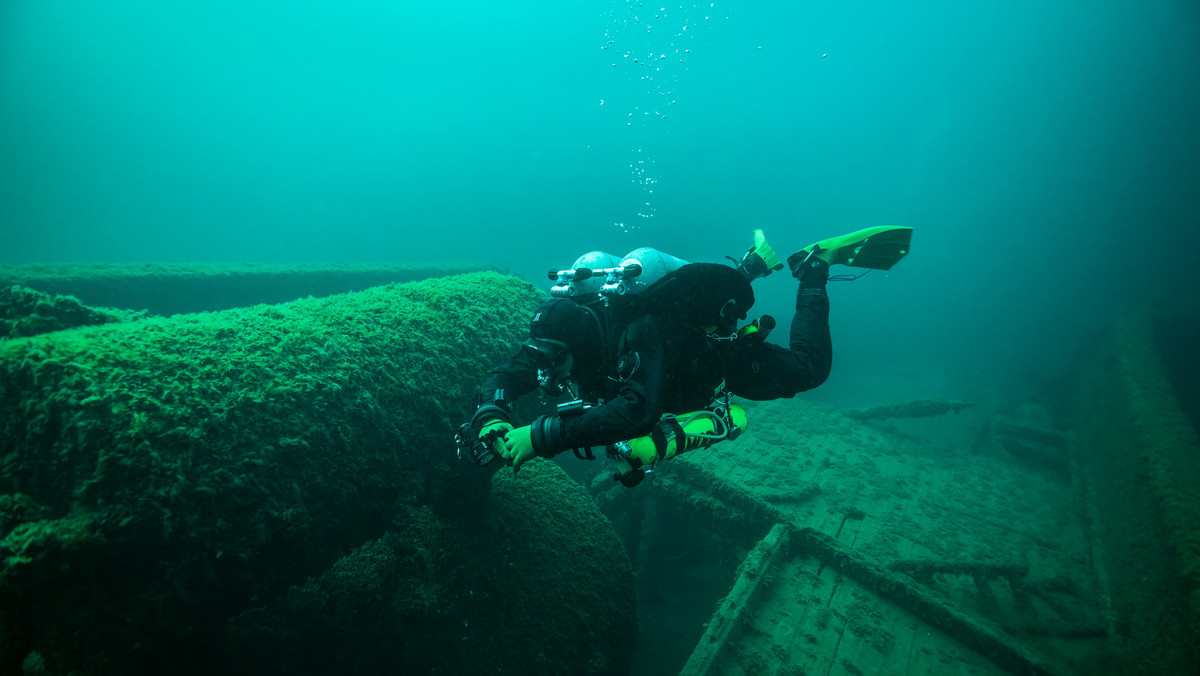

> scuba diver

[{"left": 456, "top": 226, "right": 912, "bottom": 486}]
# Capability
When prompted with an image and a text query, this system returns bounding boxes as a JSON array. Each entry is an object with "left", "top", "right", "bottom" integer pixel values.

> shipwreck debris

[{"left": 844, "top": 398, "right": 976, "bottom": 422}]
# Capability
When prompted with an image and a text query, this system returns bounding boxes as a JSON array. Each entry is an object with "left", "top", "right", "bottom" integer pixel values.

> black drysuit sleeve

[
  {"left": 528, "top": 316, "right": 670, "bottom": 458},
  {"left": 472, "top": 348, "right": 541, "bottom": 427}
]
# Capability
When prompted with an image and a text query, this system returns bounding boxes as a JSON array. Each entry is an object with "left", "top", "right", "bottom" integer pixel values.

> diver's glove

[
  {"left": 464, "top": 396, "right": 515, "bottom": 466},
  {"left": 480, "top": 420, "right": 514, "bottom": 457},
  {"left": 456, "top": 416, "right": 512, "bottom": 466},
  {"left": 502, "top": 425, "right": 537, "bottom": 474}
]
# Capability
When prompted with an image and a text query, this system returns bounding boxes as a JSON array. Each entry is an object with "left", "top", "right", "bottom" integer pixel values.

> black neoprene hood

[{"left": 529, "top": 298, "right": 597, "bottom": 345}]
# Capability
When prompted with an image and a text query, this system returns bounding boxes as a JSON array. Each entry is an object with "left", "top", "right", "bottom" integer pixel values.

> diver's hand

[
  {"left": 480, "top": 420, "right": 514, "bottom": 458},
  {"left": 502, "top": 425, "right": 536, "bottom": 473}
]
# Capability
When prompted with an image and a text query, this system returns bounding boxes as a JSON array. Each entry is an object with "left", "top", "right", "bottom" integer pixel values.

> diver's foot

[
  {"left": 788, "top": 226, "right": 914, "bottom": 276},
  {"left": 787, "top": 236, "right": 859, "bottom": 273},
  {"left": 788, "top": 250, "right": 830, "bottom": 285},
  {"left": 787, "top": 247, "right": 824, "bottom": 278},
  {"left": 737, "top": 229, "right": 784, "bottom": 280}
]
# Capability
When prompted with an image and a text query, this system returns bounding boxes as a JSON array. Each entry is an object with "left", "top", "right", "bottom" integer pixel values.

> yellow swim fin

[
  {"left": 788, "top": 226, "right": 913, "bottom": 271},
  {"left": 737, "top": 229, "right": 785, "bottom": 280}
]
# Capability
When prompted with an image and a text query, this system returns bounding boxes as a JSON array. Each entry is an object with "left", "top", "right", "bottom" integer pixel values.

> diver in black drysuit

[{"left": 470, "top": 256, "right": 832, "bottom": 465}]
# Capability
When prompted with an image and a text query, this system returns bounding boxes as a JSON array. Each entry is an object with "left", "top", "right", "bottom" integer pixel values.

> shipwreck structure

[
  {"left": 1, "top": 263, "right": 1196, "bottom": 675},
  {"left": 0, "top": 269, "right": 634, "bottom": 675},
  {"left": 590, "top": 303, "right": 1200, "bottom": 675}
]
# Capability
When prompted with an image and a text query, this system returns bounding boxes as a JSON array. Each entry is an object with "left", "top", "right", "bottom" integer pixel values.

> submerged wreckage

[
  {"left": 593, "top": 304, "right": 1200, "bottom": 675},
  {"left": 0, "top": 264, "right": 1197, "bottom": 675}
]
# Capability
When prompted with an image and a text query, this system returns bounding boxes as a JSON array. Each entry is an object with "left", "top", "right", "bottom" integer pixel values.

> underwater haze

[{"left": 2, "top": 0, "right": 1199, "bottom": 404}]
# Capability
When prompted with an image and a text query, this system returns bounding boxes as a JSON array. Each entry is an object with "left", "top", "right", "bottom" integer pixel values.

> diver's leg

[
  {"left": 723, "top": 259, "right": 832, "bottom": 398},
  {"left": 788, "top": 257, "right": 832, "bottom": 387},
  {"left": 730, "top": 226, "right": 914, "bottom": 398}
]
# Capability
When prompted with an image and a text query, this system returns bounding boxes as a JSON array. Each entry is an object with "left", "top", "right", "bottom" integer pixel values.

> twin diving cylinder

[
  {"left": 551, "top": 247, "right": 751, "bottom": 486},
  {"left": 550, "top": 248, "right": 690, "bottom": 300}
]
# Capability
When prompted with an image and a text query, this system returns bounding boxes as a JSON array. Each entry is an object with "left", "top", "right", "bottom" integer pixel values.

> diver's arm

[
  {"left": 472, "top": 348, "right": 541, "bottom": 427},
  {"left": 528, "top": 318, "right": 667, "bottom": 457},
  {"left": 529, "top": 378, "right": 662, "bottom": 456}
]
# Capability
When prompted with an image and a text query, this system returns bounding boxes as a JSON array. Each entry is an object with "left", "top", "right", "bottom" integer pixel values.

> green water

[
  {"left": 3, "top": 2, "right": 1200, "bottom": 673},
  {"left": 4, "top": 1, "right": 1197, "bottom": 406}
]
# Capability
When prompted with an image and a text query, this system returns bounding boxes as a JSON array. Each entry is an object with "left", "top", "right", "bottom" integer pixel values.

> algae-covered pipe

[{"left": 0, "top": 272, "right": 545, "bottom": 673}]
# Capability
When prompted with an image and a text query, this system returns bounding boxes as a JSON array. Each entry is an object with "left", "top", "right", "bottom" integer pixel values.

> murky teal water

[{"left": 3, "top": 0, "right": 1198, "bottom": 400}]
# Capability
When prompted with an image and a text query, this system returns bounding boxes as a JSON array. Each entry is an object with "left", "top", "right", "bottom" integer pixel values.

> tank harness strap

[
  {"left": 580, "top": 302, "right": 606, "bottom": 353},
  {"left": 650, "top": 416, "right": 686, "bottom": 461},
  {"left": 605, "top": 328, "right": 645, "bottom": 388}
]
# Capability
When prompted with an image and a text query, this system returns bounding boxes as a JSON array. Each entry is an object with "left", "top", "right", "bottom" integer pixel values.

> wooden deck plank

[
  {"left": 703, "top": 549, "right": 1013, "bottom": 676},
  {"left": 662, "top": 398, "right": 1108, "bottom": 674}
]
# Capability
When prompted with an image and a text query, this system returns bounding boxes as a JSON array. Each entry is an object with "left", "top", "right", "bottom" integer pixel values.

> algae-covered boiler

[{"left": 0, "top": 272, "right": 549, "bottom": 672}]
